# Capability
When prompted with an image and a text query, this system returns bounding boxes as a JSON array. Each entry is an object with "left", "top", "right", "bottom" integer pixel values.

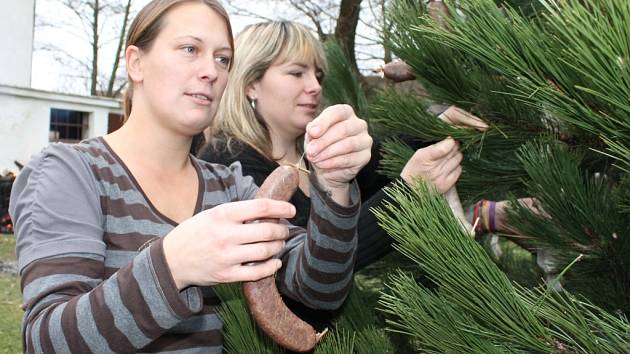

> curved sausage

[
  {"left": 242, "top": 165, "right": 325, "bottom": 352},
  {"left": 427, "top": 0, "right": 450, "bottom": 29},
  {"left": 381, "top": 60, "right": 416, "bottom": 82},
  {"left": 445, "top": 186, "right": 474, "bottom": 237}
]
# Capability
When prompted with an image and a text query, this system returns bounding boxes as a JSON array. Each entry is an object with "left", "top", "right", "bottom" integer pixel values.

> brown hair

[{"left": 122, "top": 0, "right": 234, "bottom": 120}]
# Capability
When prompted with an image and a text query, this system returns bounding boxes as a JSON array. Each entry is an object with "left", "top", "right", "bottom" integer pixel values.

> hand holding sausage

[
  {"left": 305, "top": 104, "right": 372, "bottom": 199},
  {"left": 162, "top": 198, "right": 296, "bottom": 290}
]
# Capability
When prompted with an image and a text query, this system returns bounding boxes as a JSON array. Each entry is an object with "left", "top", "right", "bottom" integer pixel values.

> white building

[{"left": 0, "top": 0, "right": 122, "bottom": 173}]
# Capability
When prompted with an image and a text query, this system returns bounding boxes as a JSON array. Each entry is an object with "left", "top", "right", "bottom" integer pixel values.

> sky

[{"left": 31, "top": 0, "right": 383, "bottom": 96}]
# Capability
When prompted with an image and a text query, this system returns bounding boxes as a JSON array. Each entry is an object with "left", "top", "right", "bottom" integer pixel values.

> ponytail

[{"left": 123, "top": 86, "right": 133, "bottom": 122}]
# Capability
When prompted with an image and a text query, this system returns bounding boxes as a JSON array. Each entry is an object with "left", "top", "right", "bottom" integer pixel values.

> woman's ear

[
  {"left": 246, "top": 82, "right": 259, "bottom": 100},
  {"left": 126, "top": 45, "right": 144, "bottom": 83}
]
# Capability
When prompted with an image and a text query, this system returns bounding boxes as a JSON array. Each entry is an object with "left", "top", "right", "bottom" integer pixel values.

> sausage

[
  {"left": 427, "top": 0, "right": 450, "bottom": 29},
  {"left": 242, "top": 165, "right": 325, "bottom": 352},
  {"left": 445, "top": 186, "right": 474, "bottom": 237},
  {"left": 381, "top": 60, "right": 416, "bottom": 82}
]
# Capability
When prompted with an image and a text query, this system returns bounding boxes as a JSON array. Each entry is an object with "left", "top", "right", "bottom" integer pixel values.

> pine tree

[
  {"left": 214, "top": 1, "right": 630, "bottom": 352},
  {"left": 371, "top": 0, "right": 630, "bottom": 351}
]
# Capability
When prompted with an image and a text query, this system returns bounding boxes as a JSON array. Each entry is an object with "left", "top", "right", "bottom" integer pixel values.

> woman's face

[
  {"left": 248, "top": 59, "right": 323, "bottom": 139},
  {"left": 134, "top": 2, "right": 232, "bottom": 135}
]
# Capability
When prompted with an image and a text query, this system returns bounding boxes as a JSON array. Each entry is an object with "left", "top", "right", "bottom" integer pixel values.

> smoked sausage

[{"left": 242, "top": 165, "right": 325, "bottom": 352}]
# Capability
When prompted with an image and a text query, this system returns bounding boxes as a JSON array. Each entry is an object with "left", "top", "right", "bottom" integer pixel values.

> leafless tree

[
  {"left": 225, "top": 0, "right": 392, "bottom": 76},
  {"left": 36, "top": 0, "right": 133, "bottom": 97}
]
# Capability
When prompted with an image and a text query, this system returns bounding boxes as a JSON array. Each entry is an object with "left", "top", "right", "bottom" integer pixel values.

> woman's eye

[
  {"left": 316, "top": 71, "right": 325, "bottom": 83},
  {"left": 215, "top": 56, "right": 231, "bottom": 68},
  {"left": 290, "top": 72, "right": 303, "bottom": 78},
  {"left": 182, "top": 46, "right": 196, "bottom": 55}
]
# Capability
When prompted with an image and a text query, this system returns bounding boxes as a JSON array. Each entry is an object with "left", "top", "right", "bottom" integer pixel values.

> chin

[
  {"left": 299, "top": 116, "right": 315, "bottom": 129},
  {"left": 178, "top": 115, "right": 212, "bottom": 135}
]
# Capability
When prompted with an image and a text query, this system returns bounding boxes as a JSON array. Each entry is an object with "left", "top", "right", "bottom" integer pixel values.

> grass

[
  {"left": 0, "top": 234, "right": 22, "bottom": 354},
  {"left": 0, "top": 233, "right": 16, "bottom": 260}
]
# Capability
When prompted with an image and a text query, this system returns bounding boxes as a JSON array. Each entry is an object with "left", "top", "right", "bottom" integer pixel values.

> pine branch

[
  {"left": 215, "top": 279, "right": 396, "bottom": 353},
  {"left": 373, "top": 181, "right": 553, "bottom": 351},
  {"left": 322, "top": 40, "right": 369, "bottom": 118},
  {"left": 507, "top": 139, "right": 630, "bottom": 312},
  {"left": 370, "top": 91, "right": 536, "bottom": 203},
  {"left": 412, "top": 0, "right": 630, "bottom": 169},
  {"left": 373, "top": 180, "right": 630, "bottom": 352},
  {"left": 214, "top": 283, "right": 283, "bottom": 354}
]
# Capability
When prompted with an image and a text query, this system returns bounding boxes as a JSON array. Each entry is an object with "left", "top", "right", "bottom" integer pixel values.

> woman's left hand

[{"left": 305, "top": 104, "right": 372, "bottom": 192}]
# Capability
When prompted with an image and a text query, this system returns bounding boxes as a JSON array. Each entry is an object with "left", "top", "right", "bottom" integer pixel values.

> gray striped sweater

[{"left": 9, "top": 137, "right": 360, "bottom": 353}]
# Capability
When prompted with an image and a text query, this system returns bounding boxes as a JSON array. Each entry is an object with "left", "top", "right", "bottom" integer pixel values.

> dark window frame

[{"left": 49, "top": 108, "right": 90, "bottom": 143}]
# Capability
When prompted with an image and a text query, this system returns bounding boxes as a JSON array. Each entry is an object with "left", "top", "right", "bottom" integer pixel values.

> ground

[{"left": 0, "top": 234, "right": 22, "bottom": 354}]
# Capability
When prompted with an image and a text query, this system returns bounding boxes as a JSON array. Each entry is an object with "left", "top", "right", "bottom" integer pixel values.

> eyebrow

[
  {"left": 175, "top": 35, "right": 203, "bottom": 42},
  {"left": 285, "top": 62, "right": 308, "bottom": 68},
  {"left": 174, "top": 36, "right": 232, "bottom": 52}
]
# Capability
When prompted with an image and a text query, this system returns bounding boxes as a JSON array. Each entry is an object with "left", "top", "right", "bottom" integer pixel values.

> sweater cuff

[
  {"left": 309, "top": 171, "right": 360, "bottom": 218},
  {"left": 148, "top": 238, "right": 203, "bottom": 319}
]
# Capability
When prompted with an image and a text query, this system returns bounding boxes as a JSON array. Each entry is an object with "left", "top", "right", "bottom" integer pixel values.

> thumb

[{"left": 421, "top": 137, "right": 456, "bottom": 161}]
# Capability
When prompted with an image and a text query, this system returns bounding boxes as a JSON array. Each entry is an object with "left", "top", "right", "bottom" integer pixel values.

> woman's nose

[
  {"left": 305, "top": 71, "right": 322, "bottom": 95},
  {"left": 199, "top": 56, "right": 219, "bottom": 83}
]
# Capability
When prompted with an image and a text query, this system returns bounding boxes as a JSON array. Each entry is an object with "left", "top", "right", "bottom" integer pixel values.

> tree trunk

[
  {"left": 381, "top": 0, "right": 392, "bottom": 63},
  {"left": 334, "top": 0, "right": 363, "bottom": 76},
  {"left": 90, "top": 0, "right": 99, "bottom": 96},
  {"left": 106, "top": 0, "right": 131, "bottom": 97}
]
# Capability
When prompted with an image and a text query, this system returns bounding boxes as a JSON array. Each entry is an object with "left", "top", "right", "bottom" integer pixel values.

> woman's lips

[{"left": 186, "top": 93, "right": 212, "bottom": 105}]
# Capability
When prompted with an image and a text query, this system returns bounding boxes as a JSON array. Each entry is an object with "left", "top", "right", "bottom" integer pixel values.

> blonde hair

[
  {"left": 209, "top": 21, "right": 328, "bottom": 160},
  {"left": 122, "top": 0, "right": 234, "bottom": 120}
]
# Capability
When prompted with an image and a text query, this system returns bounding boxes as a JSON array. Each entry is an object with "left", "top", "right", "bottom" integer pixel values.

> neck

[
  {"left": 269, "top": 129, "right": 302, "bottom": 163},
  {"left": 106, "top": 103, "right": 193, "bottom": 173}
]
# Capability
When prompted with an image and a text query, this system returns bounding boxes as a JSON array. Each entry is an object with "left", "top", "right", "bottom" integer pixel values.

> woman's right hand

[{"left": 162, "top": 199, "right": 296, "bottom": 290}]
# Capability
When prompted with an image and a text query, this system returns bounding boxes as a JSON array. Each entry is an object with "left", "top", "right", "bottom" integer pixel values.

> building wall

[
  {"left": 0, "top": 85, "right": 121, "bottom": 173},
  {"left": 0, "top": 0, "right": 35, "bottom": 87}
]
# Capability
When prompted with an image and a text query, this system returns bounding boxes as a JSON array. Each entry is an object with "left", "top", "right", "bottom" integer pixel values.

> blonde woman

[
  {"left": 10, "top": 2, "right": 372, "bottom": 352},
  {"left": 195, "top": 21, "right": 463, "bottom": 334},
  {"left": 200, "top": 21, "right": 467, "bottom": 270}
]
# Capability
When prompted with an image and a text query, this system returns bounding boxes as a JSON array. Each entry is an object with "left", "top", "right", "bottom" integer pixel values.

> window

[{"left": 49, "top": 108, "right": 89, "bottom": 143}]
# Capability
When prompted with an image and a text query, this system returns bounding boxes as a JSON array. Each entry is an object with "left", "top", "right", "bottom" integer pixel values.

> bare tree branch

[
  {"left": 107, "top": 0, "right": 132, "bottom": 97},
  {"left": 90, "top": 0, "right": 100, "bottom": 95},
  {"left": 112, "top": 81, "right": 128, "bottom": 98},
  {"left": 223, "top": 2, "right": 276, "bottom": 22},
  {"left": 37, "top": 0, "right": 135, "bottom": 97},
  {"left": 288, "top": 0, "right": 329, "bottom": 39}
]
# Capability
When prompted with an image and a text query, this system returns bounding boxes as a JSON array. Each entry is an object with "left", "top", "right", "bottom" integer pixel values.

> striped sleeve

[
  {"left": 277, "top": 172, "right": 360, "bottom": 310},
  {"left": 20, "top": 240, "right": 202, "bottom": 353},
  {"left": 10, "top": 145, "right": 202, "bottom": 353}
]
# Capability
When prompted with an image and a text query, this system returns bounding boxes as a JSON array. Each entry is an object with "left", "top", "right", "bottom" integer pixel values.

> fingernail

[
  {"left": 309, "top": 124, "right": 320, "bottom": 136},
  {"left": 307, "top": 142, "right": 318, "bottom": 156}
]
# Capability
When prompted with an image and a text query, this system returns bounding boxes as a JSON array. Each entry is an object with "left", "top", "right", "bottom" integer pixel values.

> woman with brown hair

[{"left": 10, "top": 1, "right": 372, "bottom": 352}]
